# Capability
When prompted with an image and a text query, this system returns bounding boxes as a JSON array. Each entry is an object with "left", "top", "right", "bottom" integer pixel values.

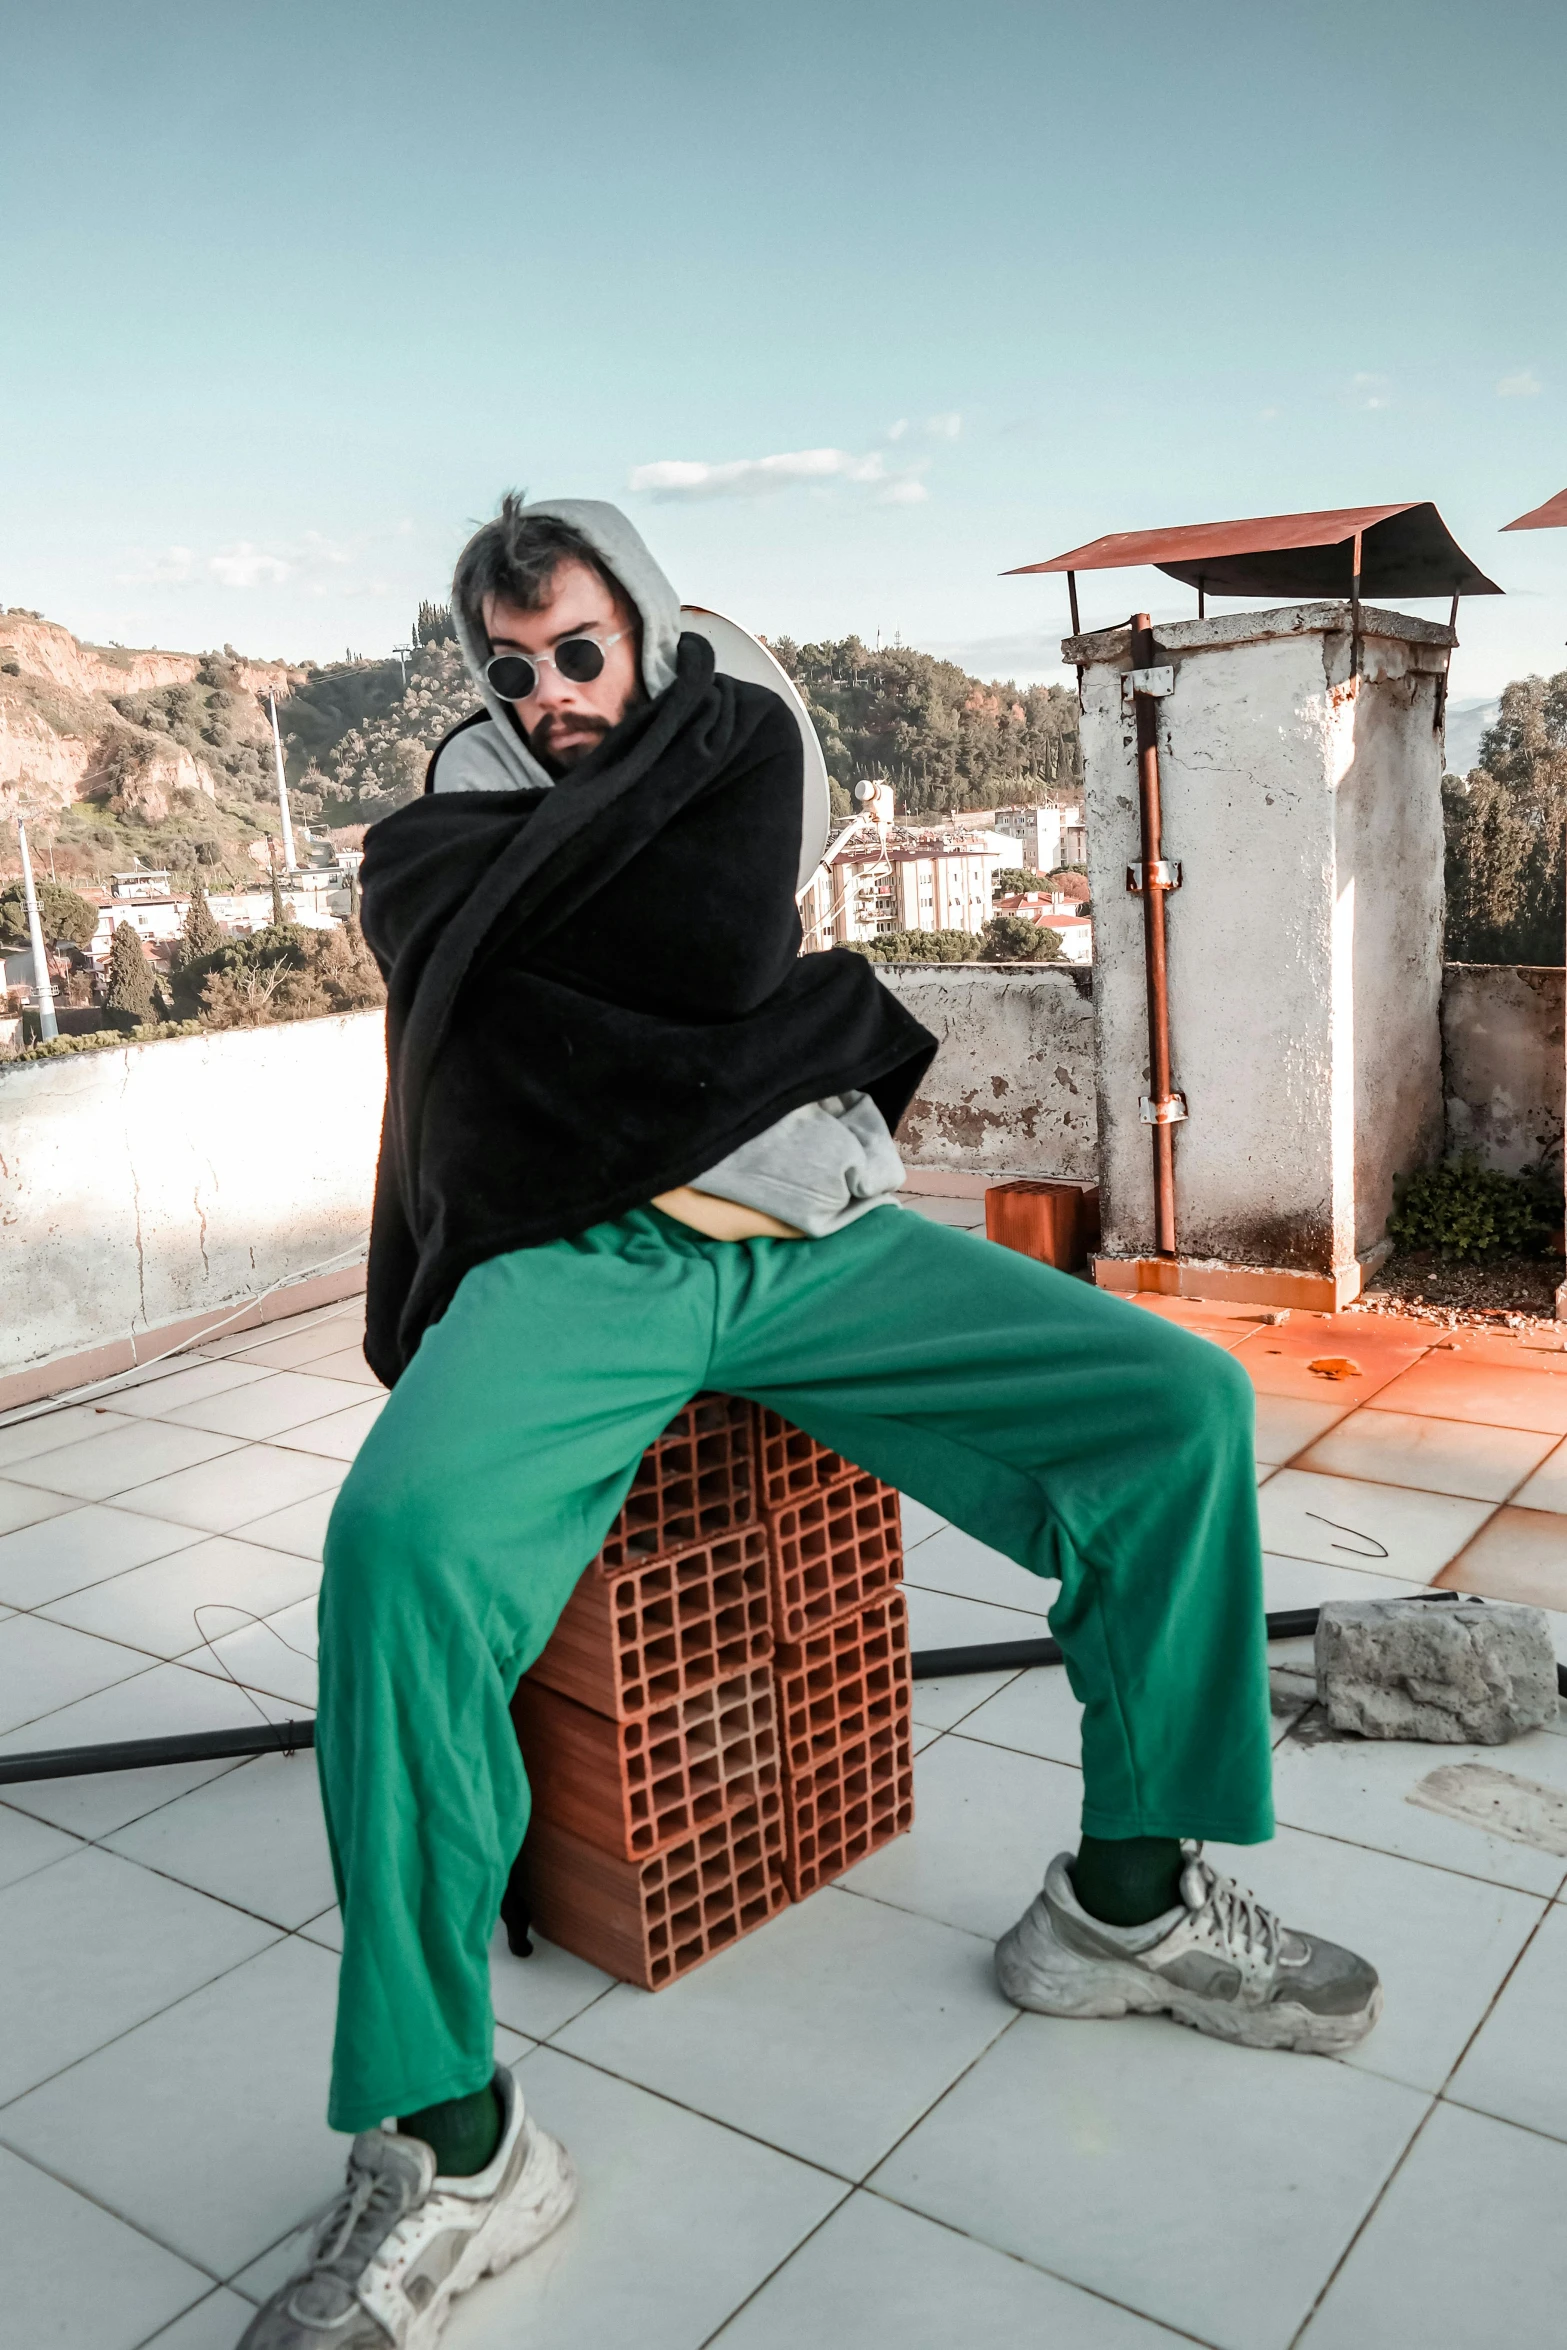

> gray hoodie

[
  {"left": 437, "top": 498, "right": 683, "bottom": 796},
  {"left": 430, "top": 499, "right": 904, "bottom": 1239}
]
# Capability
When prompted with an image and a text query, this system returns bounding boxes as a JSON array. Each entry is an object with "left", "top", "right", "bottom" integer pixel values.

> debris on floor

[{"left": 1407, "top": 1760, "right": 1567, "bottom": 1855}]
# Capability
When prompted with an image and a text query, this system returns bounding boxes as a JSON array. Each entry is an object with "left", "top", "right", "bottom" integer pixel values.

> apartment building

[
  {"left": 800, "top": 821, "right": 1011, "bottom": 949},
  {"left": 952, "top": 801, "right": 1086, "bottom": 873}
]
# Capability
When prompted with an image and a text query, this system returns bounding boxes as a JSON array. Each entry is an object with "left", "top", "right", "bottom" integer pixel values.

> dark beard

[{"left": 525, "top": 711, "right": 611, "bottom": 770}]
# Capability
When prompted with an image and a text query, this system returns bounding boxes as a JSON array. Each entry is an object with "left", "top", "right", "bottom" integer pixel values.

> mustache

[{"left": 527, "top": 709, "right": 611, "bottom": 749}]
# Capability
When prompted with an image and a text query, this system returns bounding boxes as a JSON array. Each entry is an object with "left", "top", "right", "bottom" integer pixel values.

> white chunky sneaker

[
  {"left": 237, "top": 2067, "right": 576, "bottom": 2349},
  {"left": 996, "top": 1845, "right": 1382, "bottom": 2055}
]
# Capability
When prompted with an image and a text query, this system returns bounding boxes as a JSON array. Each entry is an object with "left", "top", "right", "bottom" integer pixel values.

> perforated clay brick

[
  {"left": 526, "top": 1524, "right": 772, "bottom": 1720},
  {"left": 596, "top": 1394, "right": 755, "bottom": 1574},
  {"left": 774, "top": 1591, "right": 914, "bottom": 1898},
  {"left": 766, "top": 1468, "right": 903, "bottom": 1642},
  {"left": 512, "top": 1666, "right": 779, "bottom": 1861},
  {"left": 754, "top": 1407, "right": 860, "bottom": 1512},
  {"left": 522, "top": 1789, "right": 786, "bottom": 1988}
]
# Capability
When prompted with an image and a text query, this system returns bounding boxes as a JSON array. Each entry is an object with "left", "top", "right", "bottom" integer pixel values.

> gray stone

[{"left": 1315, "top": 1599, "right": 1559, "bottom": 1745}]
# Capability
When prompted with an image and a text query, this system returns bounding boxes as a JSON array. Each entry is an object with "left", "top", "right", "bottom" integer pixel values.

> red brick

[
  {"left": 596, "top": 1393, "right": 755, "bottom": 1575},
  {"left": 985, "top": 1179, "right": 1100, "bottom": 1271},
  {"left": 774, "top": 1592, "right": 915, "bottom": 1899},
  {"left": 522, "top": 1791, "right": 787, "bottom": 1988},
  {"left": 525, "top": 1526, "right": 772, "bottom": 1720},
  {"left": 754, "top": 1407, "right": 860, "bottom": 1510},
  {"left": 512, "top": 1667, "right": 779, "bottom": 1861},
  {"left": 766, "top": 1469, "right": 903, "bottom": 1643}
]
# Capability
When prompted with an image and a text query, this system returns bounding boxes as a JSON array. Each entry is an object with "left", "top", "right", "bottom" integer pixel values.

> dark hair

[{"left": 452, "top": 493, "right": 622, "bottom": 654}]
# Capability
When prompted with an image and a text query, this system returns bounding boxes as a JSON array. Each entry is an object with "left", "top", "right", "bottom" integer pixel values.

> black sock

[
  {"left": 1072, "top": 1834, "right": 1184, "bottom": 1928},
  {"left": 399, "top": 2083, "right": 502, "bottom": 2177}
]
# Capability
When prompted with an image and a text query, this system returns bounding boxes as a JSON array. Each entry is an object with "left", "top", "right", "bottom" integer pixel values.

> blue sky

[{"left": 4, "top": 0, "right": 1564, "bottom": 698}]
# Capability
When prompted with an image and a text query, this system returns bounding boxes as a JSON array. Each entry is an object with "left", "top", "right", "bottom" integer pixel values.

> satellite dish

[{"left": 679, "top": 605, "right": 831, "bottom": 893}]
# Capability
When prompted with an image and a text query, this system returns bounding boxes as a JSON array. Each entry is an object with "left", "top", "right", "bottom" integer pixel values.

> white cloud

[
  {"left": 925, "top": 411, "right": 962, "bottom": 438},
  {"left": 629, "top": 446, "right": 901, "bottom": 500},
  {"left": 1348, "top": 372, "right": 1392, "bottom": 411},
  {"left": 885, "top": 418, "right": 910, "bottom": 441},
  {"left": 879, "top": 478, "right": 929, "bottom": 505},
  {"left": 1497, "top": 369, "right": 1543, "bottom": 398},
  {"left": 209, "top": 542, "right": 291, "bottom": 588},
  {"left": 114, "top": 546, "right": 197, "bottom": 585}
]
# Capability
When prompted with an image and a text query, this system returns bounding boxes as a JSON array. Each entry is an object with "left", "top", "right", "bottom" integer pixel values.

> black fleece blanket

[{"left": 358, "top": 634, "right": 937, "bottom": 1384}]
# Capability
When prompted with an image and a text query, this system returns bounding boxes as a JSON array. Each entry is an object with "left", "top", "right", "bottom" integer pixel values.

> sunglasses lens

[
  {"left": 487, "top": 654, "right": 537, "bottom": 700},
  {"left": 555, "top": 636, "right": 607, "bottom": 684}
]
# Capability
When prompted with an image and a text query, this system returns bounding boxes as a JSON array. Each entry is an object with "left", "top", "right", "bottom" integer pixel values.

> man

[{"left": 241, "top": 498, "right": 1380, "bottom": 2350}]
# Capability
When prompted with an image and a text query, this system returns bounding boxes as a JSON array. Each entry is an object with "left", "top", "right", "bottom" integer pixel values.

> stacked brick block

[
  {"left": 512, "top": 1395, "right": 913, "bottom": 1988},
  {"left": 756, "top": 1412, "right": 915, "bottom": 1900}
]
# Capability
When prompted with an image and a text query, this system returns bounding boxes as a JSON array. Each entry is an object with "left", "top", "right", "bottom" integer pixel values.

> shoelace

[
  {"left": 1180, "top": 1844, "right": 1282, "bottom": 1967},
  {"left": 307, "top": 2159, "right": 415, "bottom": 2285}
]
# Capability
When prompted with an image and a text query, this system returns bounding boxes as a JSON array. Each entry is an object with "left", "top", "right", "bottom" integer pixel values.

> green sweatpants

[{"left": 317, "top": 1202, "right": 1272, "bottom": 2131}]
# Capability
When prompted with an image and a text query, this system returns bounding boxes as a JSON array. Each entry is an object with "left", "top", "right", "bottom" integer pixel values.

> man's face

[{"left": 482, "top": 558, "right": 642, "bottom": 769}]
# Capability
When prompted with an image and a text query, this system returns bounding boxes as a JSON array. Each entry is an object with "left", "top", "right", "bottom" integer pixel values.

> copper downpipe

[{"left": 1131, "top": 613, "right": 1178, "bottom": 1255}]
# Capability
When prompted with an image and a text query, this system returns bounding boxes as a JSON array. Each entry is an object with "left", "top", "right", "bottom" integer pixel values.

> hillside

[
  {"left": 768, "top": 636, "right": 1082, "bottom": 818},
  {"left": 1, "top": 602, "right": 1088, "bottom": 885},
  {"left": 0, "top": 609, "right": 308, "bottom": 887}
]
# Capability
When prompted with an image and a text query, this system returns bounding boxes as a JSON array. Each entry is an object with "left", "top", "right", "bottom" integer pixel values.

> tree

[
  {"left": 1444, "top": 671, "right": 1567, "bottom": 963},
  {"left": 176, "top": 878, "right": 223, "bottom": 961},
  {"left": 768, "top": 635, "right": 1082, "bottom": 816},
  {"left": 269, "top": 859, "right": 287, "bottom": 927},
  {"left": 414, "top": 600, "right": 457, "bottom": 647},
  {"left": 0, "top": 878, "right": 97, "bottom": 950},
  {"left": 104, "top": 921, "right": 157, "bottom": 1028},
  {"left": 979, "top": 914, "right": 1065, "bottom": 963},
  {"left": 853, "top": 928, "right": 983, "bottom": 963},
  {"left": 994, "top": 867, "right": 1048, "bottom": 896}
]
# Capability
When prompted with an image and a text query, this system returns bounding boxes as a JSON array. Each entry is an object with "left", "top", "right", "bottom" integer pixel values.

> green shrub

[
  {"left": 852, "top": 928, "right": 983, "bottom": 963},
  {"left": 1387, "top": 1157, "right": 1562, "bottom": 1263},
  {"left": 9, "top": 1021, "right": 203, "bottom": 1065}
]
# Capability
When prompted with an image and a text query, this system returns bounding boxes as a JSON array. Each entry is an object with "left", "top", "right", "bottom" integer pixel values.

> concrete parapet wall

[
  {"left": 874, "top": 962, "right": 1097, "bottom": 1180},
  {"left": 0, "top": 1012, "right": 384, "bottom": 1389},
  {"left": 1442, "top": 964, "right": 1564, "bottom": 1175}
]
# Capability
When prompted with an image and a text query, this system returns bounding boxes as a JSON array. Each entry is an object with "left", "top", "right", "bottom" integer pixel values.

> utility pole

[
  {"left": 267, "top": 692, "right": 297, "bottom": 874},
  {"left": 392, "top": 642, "right": 414, "bottom": 686},
  {"left": 16, "top": 820, "right": 58, "bottom": 1042}
]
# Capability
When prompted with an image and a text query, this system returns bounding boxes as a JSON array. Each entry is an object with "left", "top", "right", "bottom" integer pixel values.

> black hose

[
  {"left": 908, "top": 1605, "right": 1325, "bottom": 1682},
  {"left": 2, "top": 1599, "right": 1561, "bottom": 1785},
  {"left": 0, "top": 1718, "right": 314, "bottom": 1785}
]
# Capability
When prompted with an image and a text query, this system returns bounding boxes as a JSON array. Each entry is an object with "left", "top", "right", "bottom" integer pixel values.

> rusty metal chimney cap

[
  {"left": 1502, "top": 488, "right": 1567, "bottom": 531},
  {"left": 1005, "top": 502, "right": 1501, "bottom": 599}
]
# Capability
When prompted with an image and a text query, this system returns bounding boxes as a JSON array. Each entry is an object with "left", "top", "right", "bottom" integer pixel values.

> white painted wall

[
  {"left": 1443, "top": 965, "right": 1564, "bottom": 1175},
  {"left": 0, "top": 1012, "right": 384, "bottom": 1382},
  {"left": 874, "top": 963, "right": 1097, "bottom": 1179},
  {"left": 1076, "top": 602, "right": 1449, "bottom": 1280}
]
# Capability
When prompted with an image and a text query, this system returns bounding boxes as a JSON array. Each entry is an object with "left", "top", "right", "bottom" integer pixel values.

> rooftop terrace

[{"left": 4, "top": 1194, "right": 1567, "bottom": 2350}]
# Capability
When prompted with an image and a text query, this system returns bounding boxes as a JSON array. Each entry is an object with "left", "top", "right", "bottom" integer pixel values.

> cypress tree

[
  {"left": 270, "top": 862, "right": 287, "bottom": 927},
  {"left": 105, "top": 921, "right": 157, "bottom": 1028},
  {"left": 178, "top": 878, "right": 224, "bottom": 961}
]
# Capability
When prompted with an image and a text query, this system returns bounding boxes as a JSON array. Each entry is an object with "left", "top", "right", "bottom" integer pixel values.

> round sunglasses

[{"left": 484, "top": 629, "right": 627, "bottom": 703}]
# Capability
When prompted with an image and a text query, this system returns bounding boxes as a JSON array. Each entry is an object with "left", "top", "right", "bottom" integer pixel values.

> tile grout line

[
  {"left": 860, "top": 2178, "right": 1229, "bottom": 2350},
  {"left": 0, "top": 2117, "right": 233, "bottom": 2296},
  {"left": 692, "top": 2183, "right": 859, "bottom": 2350},
  {"left": 1282, "top": 1860, "right": 1567, "bottom": 2345},
  {"left": 0, "top": 1919, "right": 297, "bottom": 2126}
]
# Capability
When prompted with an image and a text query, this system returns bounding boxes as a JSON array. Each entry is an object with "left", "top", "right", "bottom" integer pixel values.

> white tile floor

[{"left": 2, "top": 1292, "right": 1567, "bottom": 2350}]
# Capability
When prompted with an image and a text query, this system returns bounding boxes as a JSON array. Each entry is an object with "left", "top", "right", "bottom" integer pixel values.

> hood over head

[{"left": 448, "top": 498, "right": 682, "bottom": 793}]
